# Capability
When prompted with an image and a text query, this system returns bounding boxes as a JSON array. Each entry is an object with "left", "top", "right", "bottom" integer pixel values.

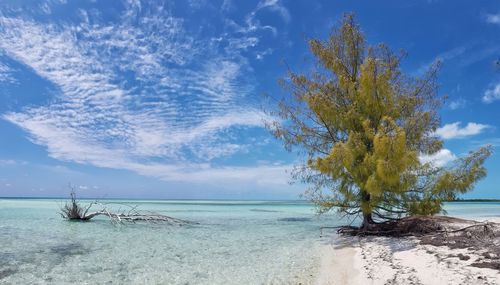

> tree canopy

[{"left": 267, "top": 14, "right": 492, "bottom": 229}]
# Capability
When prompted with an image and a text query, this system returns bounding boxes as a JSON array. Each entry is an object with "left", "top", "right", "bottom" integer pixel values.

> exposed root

[
  {"left": 59, "top": 191, "right": 96, "bottom": 221},
  {"left": 337, "top": 216, "right": 449, "bottom": 236},
  {"left": 335, "top": 215, "right": 500, "bottom": 271}
]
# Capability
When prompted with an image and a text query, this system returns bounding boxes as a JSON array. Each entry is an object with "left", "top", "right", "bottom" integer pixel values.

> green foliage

[{"left": 267, "top": 14, "right": 492, "bottom": 225}]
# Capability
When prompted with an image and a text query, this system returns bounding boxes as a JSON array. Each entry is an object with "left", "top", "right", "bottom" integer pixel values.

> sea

[{"left": 1, "top": 199, "right": 499, "bottom": 284}]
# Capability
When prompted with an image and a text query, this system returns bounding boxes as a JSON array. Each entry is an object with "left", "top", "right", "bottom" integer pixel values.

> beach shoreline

[{"left": 317, "top": 217, "right": 500, "bottom": 285}]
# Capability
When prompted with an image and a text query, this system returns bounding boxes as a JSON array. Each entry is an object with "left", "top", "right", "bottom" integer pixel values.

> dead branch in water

[
  {"left": 60, "top": 191, "right": 196, "bottom": 226},
  {"left": 59, "top": 191, "right": 96, "bottom": 221}
]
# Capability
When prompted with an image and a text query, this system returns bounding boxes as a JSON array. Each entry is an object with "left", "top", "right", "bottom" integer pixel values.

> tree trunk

[
  {"left": 361, "top": 191, "right": 375, "bottom": 230},
  {"left": 362, "top": 212, "right": 375, "bottom": 230}
]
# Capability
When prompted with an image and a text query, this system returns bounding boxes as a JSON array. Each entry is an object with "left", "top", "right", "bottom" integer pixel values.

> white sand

[
  {"left": 315, "top": 237, "right": 362, "bottom": 285},
  {"left": 316, "top": 226, "right": 500, "bottom": 285},
  {"left": 476, "top": 217, "right": 500, "bottom": 223}
]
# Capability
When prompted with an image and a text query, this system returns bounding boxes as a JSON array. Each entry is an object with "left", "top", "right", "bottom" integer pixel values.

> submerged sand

[{"left": 316, "top": 217, "right": 500, "bottom": 285}]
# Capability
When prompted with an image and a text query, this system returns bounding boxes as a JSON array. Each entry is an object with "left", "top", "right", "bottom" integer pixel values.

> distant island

[{"left": 448, "top": 199, "right": 500, "bottom": 202}]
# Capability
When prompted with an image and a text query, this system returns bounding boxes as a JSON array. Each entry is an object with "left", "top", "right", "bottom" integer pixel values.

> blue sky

[{"left": 0, "top": 0, "right": 499, "bottom": 199}]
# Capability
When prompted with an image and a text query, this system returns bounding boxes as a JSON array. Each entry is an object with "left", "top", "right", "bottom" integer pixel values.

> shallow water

[
  {"left": 0, "top": 199, "right": 339, "bottom": 284},
  {"left": 0, "top": 199, "right": 499, "bottom": 284}
]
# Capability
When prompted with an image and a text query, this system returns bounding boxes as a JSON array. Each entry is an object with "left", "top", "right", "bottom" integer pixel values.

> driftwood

[{"left": 60, "top": 191, "right": 196, "bottom": 226}]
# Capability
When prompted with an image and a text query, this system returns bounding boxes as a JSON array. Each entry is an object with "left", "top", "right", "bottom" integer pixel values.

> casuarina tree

[{"left": 267, "top": 14, "right": 492, "bottom": 230}]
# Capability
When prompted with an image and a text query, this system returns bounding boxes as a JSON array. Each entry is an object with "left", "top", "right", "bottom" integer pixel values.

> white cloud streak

[
  {"left": 0, "top": 159, "right": 26, "bottom": 166},
  {"left": 415, "top": 45, "right": 500, "bottom": 75},
  {"left": 435, "top": 122, "right": 490, "bottom": 139},
  {"left": 0, "top": 1, "right": 284, "bottom": 186},
  {"left": 0, "top": 61, "right": 15, "bottom": 83},
  {"left": 448, "top": 98, "right": 466, "bottom": 110},
  {"left": 225, "top": 0, "right": 290, "bottom": 40},
  {"left": 483, "top": 83, "right": 500, "bottom": 103},
  {"left": 485, "top": 13, "right": 500, "bottom": 25},
  {"left": 415, "top": 46, "right": 467, "bottom": 75},
  {"left": 256, "top": 0, "right": 291, "bottom": 23}
]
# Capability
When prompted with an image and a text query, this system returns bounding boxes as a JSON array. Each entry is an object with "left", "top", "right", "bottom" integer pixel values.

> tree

[{"left": 267, "top": 14, "right": 492, "bottom": 230}]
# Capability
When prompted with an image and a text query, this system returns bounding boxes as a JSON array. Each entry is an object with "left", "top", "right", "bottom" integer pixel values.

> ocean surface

[{"left": 1, "top": 199, "right": 499, "bottom": 284}]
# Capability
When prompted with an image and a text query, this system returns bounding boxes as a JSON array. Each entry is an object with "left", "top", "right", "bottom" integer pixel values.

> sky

[{"left": 0, "top": 0, "right": 499, "bottom": 199}]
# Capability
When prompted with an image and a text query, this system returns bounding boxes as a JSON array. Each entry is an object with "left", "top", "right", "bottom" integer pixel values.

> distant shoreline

[
  {"left": 446, "top": 199, "right": 500, "bottom": 202},
  {"left": 0, "top": 196, "right": 309, "bottom": 202},
  {"left": 1, "top": 196, "right": 499, "bottom": 202}
]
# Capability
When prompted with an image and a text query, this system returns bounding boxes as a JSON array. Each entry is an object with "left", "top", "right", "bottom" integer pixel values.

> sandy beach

[{"left": 317, "top": 218, "right": 500, "bottom": 285}]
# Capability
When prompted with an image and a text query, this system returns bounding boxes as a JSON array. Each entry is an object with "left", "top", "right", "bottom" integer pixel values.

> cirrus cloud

[{"left": 0, "top": 0, "right": 286, "bottom": 186}]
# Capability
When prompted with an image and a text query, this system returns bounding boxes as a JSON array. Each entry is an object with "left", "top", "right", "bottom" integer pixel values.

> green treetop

[{"left": 267, "top": 14, "right": 492, "bottom": 230}]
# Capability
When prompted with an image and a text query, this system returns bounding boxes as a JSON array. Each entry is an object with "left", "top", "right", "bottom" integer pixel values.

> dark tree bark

[{"left": 361, "top": 191, "right": 374, "bottom": 230}]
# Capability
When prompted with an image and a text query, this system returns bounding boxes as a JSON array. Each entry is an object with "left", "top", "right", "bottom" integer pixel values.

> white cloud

[
  {"left": 415, "top": 46, "right": 467, "bottom": 75},
  {"left": 225, "top": 0, "right": 289, "bottom": 41},
  {"left": 483, "top": 83, "right": 500, "bottom": 103},
  {"left": 153, "top": 164, "right": 290, "bottom": 186},
  {"left": 0, "top": 61, "right": 15, "bottom": 83},
  {"left": 415, "top": 45, "right": 500, "bottom": 75},
  {"left": 0, "top": 3, "right": 284, "bottom": 186},
  {"left": 37, "top": 164, "right": 82, "bottom": 176},
  {"left": 419, "top": 149, "right": 457, "bottom": 167},
  {"left": 0, "top": 159, "right": 27, "bottom": 166},
  {"left": 448, "top": 98, "right": 466, "bottom": 110},
  {"left": 485, "top": 13, "right": 500, "bottom": 25},
  {"left": 435, "top": 122, "right": 490, "bottom": 139},
  {"left": 256, "top": 48, "right": 273, "bottom": 60},
  {"left": 256, "top": 0, "right": 291, "bottom": 23},
  {"left": 221, "top": 0, "right": 233, "bottom": 12},
  {"left": 0, "top": 159, "right": 17, "bottom": 165},
  {"left": 188, "top": 0, "right": 207, "bottom": 9},
  {"left": 227, "top": 37, "right": 259, "bottom": 51}
]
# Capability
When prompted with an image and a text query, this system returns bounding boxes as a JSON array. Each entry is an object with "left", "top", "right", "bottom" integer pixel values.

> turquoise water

[
  {"left": 0, "top": 199, "right": 499, "bottom": 284},
  {"left": 0, "top": 199, "right": 338, "bottom": 284}
]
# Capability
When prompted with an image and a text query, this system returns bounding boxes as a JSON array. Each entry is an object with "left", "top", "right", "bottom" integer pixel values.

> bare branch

[{"left": 60, "top": 192, "right": 197, "bottom": 226}]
